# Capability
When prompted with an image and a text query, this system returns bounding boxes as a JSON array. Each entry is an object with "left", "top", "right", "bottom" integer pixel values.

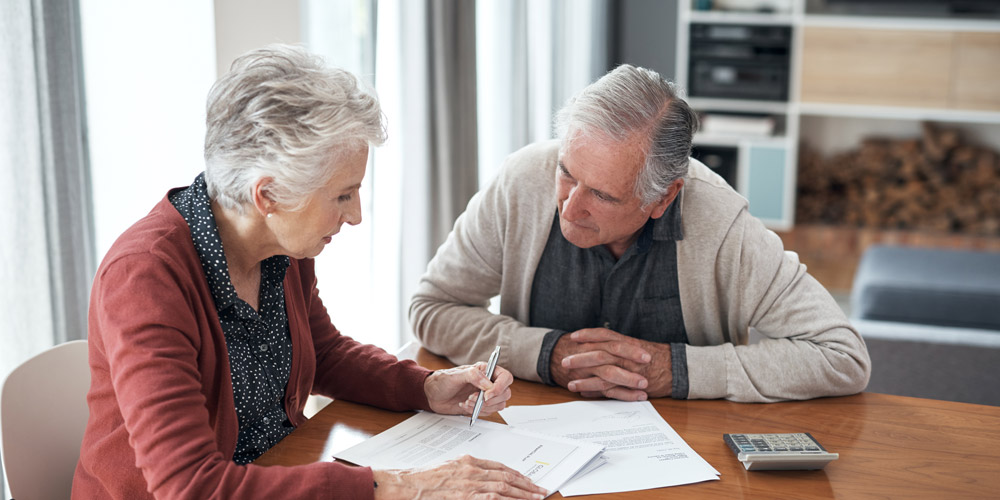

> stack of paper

[
  {"left": 500, "top": 401, "right": 720, "bottom": 496},
  {"left": 333, "top": 412, "right": 604, "bottom": 496},
  {"left": 700, "top": 113, "right": 776, "bottom": 137}
]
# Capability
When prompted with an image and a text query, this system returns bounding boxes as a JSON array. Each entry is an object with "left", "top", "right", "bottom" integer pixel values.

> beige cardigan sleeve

[
  {"left": 677, "top": 168, "right": 871, "bottom": 402},
  {"left": 409, "top": 141, "right": 559, "bottom": 381}
]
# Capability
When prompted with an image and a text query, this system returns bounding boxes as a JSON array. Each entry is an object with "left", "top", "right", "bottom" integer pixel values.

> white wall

[
  {"left": 214, "top": 0, "right": 302, "bottom": 76},
  {"left": 81, "top": 0, "right": 216, "bottom": 261}
]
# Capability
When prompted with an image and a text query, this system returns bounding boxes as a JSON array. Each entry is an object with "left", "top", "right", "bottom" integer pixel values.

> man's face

[{"left": 555, "top": 134, "right": 677, "bottom": 259}]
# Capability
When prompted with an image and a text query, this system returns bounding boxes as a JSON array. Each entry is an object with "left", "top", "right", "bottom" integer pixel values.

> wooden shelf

[
  {"left": 802, "top": 14, "right": 1000, "bottom": 32},
  {"left": 693, "top": 133, "right": 788, "bottom": 147},
  {"left": 687, "top": 97, "right": 789, "bottom": 115},
  {"left": 798, "top": 102, "right": 1000, "bottom": 124},
  {"left": 677, "top": 0, "right": 1000, "bottom": 231},
  {"left": 688, "top": 10, "right": 795, "bottom": 26}
]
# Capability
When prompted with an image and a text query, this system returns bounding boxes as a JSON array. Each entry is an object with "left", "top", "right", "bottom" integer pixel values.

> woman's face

[{"left": 272, "top": 145, "right": 368, "bottom": 259}]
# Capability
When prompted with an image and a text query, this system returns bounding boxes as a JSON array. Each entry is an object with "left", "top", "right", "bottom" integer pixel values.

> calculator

[{"left": 723, "top": 433, "right": 838, "bottom": 470}]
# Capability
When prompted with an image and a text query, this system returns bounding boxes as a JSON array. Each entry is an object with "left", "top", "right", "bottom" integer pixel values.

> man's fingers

[
  {"left": 570, "top": 380, "right": 649, "bottom": 402},
  {"left": 567, "top": 376, "right": 615, "bottom": 393},
  {"left": 603, "top": 385, "right": 649, "bottom": 401},
  {"left": 567, "top": 364, "right": 646, "bottom": 390},
  {"left": 567, "top": 362, "right": 648, "bottom": 391},
  {"left": 561, "top": 350, "right": 620, "bottom": 369},
  {"left": 562, "top": 344, "right": 651, "bottom": 370},
  {"left": 567, "top": 332, "right": 652, "bottom": 364},
  {"left": 592, "top": 364, "right": 647, "bottom": 389},
  {"left": 570, "top": 328, "right": 624, "bottom": 342},
  {"left": 600, "top": 340, "right": 652, "bottom": 363}
]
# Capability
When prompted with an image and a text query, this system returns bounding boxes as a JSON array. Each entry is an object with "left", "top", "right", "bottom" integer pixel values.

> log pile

[{"left": 796, "top": 123, "right": 1000, "bottom": 236}]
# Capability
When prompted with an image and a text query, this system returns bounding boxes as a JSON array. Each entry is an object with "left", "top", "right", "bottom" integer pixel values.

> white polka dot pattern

[{"left": 170, "top": 174, "right": 295, "bottom": 464}]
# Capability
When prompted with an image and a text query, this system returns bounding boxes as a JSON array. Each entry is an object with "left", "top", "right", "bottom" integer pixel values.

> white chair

[{"left": 1, "top": 340, "right": 90, "bottom": 500}]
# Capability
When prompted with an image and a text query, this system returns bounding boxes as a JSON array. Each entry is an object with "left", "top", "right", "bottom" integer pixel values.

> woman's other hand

[
  {"left": 373, "top": 455, "right": 547, "bottom": 500},
  {"left": 424, "top": 363, "right": 514, "bottom": 416}
]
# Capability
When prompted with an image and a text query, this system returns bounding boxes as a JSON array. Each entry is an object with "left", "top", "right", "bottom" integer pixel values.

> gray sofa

[{"left": 850, "top": 245, "right": 1000, "bottom": 406}]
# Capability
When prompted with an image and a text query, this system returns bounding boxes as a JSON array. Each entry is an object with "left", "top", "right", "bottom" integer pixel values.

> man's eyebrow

[
  {"left": 591, "top": 187, "right": 622, "bottom": 203},
  {"left": 559, "top": 161, "right": 622, "bottom": 202}
]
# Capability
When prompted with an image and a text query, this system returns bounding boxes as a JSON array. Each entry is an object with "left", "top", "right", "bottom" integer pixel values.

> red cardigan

[{"left": 72, "top": 192, "right": 432, "bottom": 499}]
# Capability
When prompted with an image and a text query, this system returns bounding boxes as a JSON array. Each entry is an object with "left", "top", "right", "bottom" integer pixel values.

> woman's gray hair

[
  {"left": 554, "top": 64, "right": 699, "bottom": 207},
  {"left": 204, "top": 44, "right": 386, "bottom": 213}
]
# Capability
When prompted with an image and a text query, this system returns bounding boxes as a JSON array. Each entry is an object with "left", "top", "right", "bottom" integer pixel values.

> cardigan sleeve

[
  {"left": 684, "top": 209, "right": 872, "bottom": 402},
  {"left": 408, "top": 157, "right": 553, "bottom": 382},
  {"left": 90, "top": 252, "right": 378, "bottom": 500}
]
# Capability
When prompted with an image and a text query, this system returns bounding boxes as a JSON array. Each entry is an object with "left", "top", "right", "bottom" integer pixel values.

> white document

[
  {"left": 332, "top": 411, "right": 604, "bottom": 496},
  {"left": 500, "top": 401, "right": 720, "bottom": 496}
]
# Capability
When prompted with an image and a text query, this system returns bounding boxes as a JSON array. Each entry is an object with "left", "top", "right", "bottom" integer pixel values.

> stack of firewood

[{"left": 796, "top": 123, "right": 1000, "bottom": 235}]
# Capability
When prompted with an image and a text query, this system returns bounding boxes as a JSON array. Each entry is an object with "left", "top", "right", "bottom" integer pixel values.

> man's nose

[{"left": 562, "top": 186, "right": 588, "bottom": 220}]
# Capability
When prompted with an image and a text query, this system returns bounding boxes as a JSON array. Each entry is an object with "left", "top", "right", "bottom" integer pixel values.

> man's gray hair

[
  {"left": 204, "top": 43, "right": 386, "bottom": 213},
  {"left": 554, "top": 64, "right": 699, "bottom": 207}
]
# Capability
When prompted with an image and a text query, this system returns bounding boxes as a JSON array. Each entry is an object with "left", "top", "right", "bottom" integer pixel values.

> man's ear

[
  {"left": 649, "top": 178, "right": 684, "bottom": 220},
  {"left": 251, "top": 177, "right": 277, "bottom": 217}
]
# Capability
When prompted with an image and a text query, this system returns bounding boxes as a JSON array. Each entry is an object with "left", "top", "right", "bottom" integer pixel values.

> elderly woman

[{"left": 72, "top": 44, "right": 546, "bottom": 500}]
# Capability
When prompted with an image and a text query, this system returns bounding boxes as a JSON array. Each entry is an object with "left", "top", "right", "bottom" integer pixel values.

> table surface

[{"left": 255, "top": 344, "right": 1000, "bottom": 499}]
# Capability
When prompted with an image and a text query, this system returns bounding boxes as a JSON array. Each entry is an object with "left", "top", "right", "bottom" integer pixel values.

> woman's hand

[
  {"left": 423, "top": 363, "right": 514, "bottom": 416},
  {"left": 373, "top": 455, "right": 547, "bottom": 500}
]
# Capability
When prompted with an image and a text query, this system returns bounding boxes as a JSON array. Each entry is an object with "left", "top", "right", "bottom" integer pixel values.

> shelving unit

[{"left": 674, "top": 0, "right": 1000, "bottom": 231}]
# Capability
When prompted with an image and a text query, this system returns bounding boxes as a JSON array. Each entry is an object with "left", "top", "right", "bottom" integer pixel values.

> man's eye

[
  {"left": 338, "top": 194, "right": 353, "bottom": 202},
  {"left": 592, "top": 190, "right": 611, "bottom": 201}
]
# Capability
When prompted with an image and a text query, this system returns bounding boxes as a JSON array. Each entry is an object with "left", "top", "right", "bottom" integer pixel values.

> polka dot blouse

[{"left": 170, "top": 173, "right": 295, "bottom": 465}]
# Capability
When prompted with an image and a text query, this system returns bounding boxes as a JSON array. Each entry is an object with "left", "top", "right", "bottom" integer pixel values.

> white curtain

[
  {"left": 1, "top": 0, "right": 92, "bottom": 494},
  {"left": 476, "top": 0, "right": 611, "bottom": 187},
  {"left": 374, "top": 0, "right": 480, "bottom": 347}
]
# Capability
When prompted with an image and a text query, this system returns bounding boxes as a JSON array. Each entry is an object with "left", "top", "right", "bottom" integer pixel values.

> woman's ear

[{"left": 251, "top": 177, "right": 277, "bottom": 218}]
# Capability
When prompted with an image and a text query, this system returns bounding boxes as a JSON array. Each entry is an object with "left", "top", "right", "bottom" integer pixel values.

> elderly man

[{"left": 410, "top": 64, "right": 870, "bottom": 403}]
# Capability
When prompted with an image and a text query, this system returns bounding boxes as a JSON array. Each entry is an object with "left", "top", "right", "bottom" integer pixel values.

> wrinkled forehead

[{"left": 558, "top": 130, "right": 647, "bottom": 196}]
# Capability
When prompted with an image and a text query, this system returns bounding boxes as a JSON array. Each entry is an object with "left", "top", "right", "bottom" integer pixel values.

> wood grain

[
  {"left": 953, "top": 32, "right": 1000, "bottom": 111},
  {"left": 255, "top": 346, "right": 1000, "bottom": 499},
  {"left": 801, "top": 27, "right": 952, "bottom": 108}
]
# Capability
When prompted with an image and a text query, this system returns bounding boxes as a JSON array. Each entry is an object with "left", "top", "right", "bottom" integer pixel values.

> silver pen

[{"left": 469, "top": 345, "right": 501, "bottom": 428}]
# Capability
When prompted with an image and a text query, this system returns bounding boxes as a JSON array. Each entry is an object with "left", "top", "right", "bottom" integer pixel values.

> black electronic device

[
  {"left": 691, "top": 145, "right": 738, "bottom": 189},
  {"left": 688, "top": 23, "right": 792, "bottom": 101}
]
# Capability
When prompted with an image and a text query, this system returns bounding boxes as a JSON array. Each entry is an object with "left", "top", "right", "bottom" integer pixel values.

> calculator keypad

[
  {"left": 729, "top": 433, "right": 824, "bottom": 453},
  {"left": 723, "top": 432, "right": 837, "bottom": 470}
]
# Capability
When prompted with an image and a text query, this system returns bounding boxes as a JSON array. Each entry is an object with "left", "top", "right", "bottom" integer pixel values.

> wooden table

[{"left": 256, "top": 345, "right": 1000, "bottom": 498}]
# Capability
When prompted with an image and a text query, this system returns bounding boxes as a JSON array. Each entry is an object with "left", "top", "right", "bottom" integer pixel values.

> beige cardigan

[{"left": 410, "top": 140, "right": 870, "bottom": 402}]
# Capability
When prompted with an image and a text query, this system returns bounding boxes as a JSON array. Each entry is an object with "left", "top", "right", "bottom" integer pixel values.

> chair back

[{"left": 1, "top": 340, "right": 90, "bottom": 500}]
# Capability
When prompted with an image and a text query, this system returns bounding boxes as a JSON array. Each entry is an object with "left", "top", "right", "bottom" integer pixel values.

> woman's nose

[{"left": 344, "top": 196, "right": 362, "bottom": 225}]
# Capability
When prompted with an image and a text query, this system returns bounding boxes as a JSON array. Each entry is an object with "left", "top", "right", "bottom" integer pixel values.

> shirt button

[
  {"left": 263, "top": 417, "right": 270, "bottom": 424},
  {"left": 603, "top": 321, "right": 611, "bottom": 329},
  {"left": 259, "top": 344, "right": 269, "bottom": 352}
]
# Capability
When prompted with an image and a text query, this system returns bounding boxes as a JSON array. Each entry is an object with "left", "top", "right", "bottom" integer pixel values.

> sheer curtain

[
  {"left": 476, "top": 0, "right": 611, "bottom": 186},
  {"left": 372, "top": 0, "right": 480, "bottom": 348},
  {"left": 1, "top": 0, "right": 92, "bottom": 494}
]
